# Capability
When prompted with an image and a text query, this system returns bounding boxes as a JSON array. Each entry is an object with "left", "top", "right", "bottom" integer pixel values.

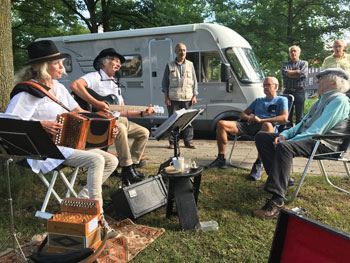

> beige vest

[{"left": 168, "top": 60, "right": 194, "bottom": 101}]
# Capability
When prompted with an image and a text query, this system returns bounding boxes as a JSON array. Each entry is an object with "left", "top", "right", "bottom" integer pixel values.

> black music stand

[
  {"left": 152, "top": 108, "right": 203, "bottom": 161},
  {"left": 0, "top": 117, "right": 64, "bottom": 260},
  {"left": 152, "top": 109, "right": 203, "bottom": 230}
]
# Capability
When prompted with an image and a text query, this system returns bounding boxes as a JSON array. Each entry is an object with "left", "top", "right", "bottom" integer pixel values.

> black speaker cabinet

[
  {"left": 112, "top": 175, "right": 167, "bottom": 220},
  {"left": 269, "top": 209, "right": 350, "bottom": 263}
]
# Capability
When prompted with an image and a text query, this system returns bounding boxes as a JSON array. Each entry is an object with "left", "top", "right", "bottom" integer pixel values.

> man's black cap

[{"left": 316, "top": 68, "right": 349, "bottom": 80}]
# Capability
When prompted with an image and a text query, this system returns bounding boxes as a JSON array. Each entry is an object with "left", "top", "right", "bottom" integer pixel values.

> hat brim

[
  {"left": 26, "top": 53, "right": 69, "bottom": 65},
  {"left": 93, "top": 51, "right": 126, "bottom": 70}
]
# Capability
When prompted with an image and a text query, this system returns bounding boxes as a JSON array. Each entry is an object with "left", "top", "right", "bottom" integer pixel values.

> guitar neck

[{"left": 109, "top": 105, "right": 148, "bottom": 112}]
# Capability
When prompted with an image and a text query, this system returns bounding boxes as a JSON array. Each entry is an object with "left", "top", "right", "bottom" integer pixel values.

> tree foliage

[
  {"left": 11, "top": 0, "right": 87, "bottom": 71},
  {"left": 207, "top": 0, "right": 350, "bottom": 77},
  {"left": 61, "top": 0, "right": 208, "bottom": 32}
]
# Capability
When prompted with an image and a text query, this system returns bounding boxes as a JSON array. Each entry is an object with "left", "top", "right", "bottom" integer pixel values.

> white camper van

[{"left": 42, "top": 23, "right": 265, "bottom": 135}]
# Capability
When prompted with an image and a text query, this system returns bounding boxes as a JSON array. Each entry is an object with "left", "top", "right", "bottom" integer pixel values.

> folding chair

[
  {"left": 286, "top": 133, "right": 350, "bottom": 203},
  {"left": 35, "top": 165, "right": 80, "bottom": 219},
  {"left": 228, "top": 94, "right": 294, "bottom": 169}
]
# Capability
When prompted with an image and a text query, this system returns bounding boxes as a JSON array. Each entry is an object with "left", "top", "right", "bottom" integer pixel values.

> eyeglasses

[{"left": 263, "top": 83, "right": 274, "bottom": 87}]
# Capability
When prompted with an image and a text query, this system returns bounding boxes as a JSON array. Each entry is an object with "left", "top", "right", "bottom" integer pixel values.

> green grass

[{"left": 1, "top": 164, "right": 350, "bottom": 262}]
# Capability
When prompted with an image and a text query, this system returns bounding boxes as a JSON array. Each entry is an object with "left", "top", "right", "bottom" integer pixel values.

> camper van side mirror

[
  {"left": 221, "top": 63, "right": 234, "bottom": 93},
  {"left": 221, "top": 63, "right": 231, "bottom": 82}
]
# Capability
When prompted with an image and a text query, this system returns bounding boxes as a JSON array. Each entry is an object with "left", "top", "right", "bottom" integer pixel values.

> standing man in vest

[
  {"left": 162, "top": 43, "right": 198, "bottom": 149},
  {"left": 281, "top": 45, "right": 308, "bottom": 127},
  {"left": 322, "top": 40, "right": 350, "bottom": 75}
]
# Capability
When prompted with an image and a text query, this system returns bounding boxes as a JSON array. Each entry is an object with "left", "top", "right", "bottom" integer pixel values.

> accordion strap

[{"left": 19, "top": 81, "right": 71, "bottom": 112}]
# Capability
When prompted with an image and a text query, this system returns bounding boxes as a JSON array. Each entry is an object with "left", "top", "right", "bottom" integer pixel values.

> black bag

[{"left": 30, "top": 248, "right": 93, "bottom": 263}]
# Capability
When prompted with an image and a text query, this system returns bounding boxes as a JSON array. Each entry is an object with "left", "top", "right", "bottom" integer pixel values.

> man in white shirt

[{"left": 71, "top": 48, "right": 155, "bottom": 185}]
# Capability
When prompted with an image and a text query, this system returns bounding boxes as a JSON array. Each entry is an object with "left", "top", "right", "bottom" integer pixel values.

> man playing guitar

[{"left": 70, "top": 48, "right": 155, "bottom": 185}]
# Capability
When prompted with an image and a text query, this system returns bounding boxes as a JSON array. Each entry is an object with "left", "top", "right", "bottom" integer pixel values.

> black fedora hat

[
  {"left": 26, "top": 40, "right": 68, "bottom": 65},
  {"left": 93, "top": 48, "right": 126, "bottom": 70}
]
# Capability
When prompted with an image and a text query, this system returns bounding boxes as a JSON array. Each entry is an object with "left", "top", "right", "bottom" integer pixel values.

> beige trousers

[
  {"left": 114, "top": 117, "right": 149, "bottom": 167},
  {"left": 62, "top": 148, "right": 118, "bottom": 213}
]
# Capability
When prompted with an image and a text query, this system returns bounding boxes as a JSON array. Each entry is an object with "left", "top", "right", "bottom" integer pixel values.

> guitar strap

[{"left": 18, "top": 81, "right": 71, "bottom": 112}]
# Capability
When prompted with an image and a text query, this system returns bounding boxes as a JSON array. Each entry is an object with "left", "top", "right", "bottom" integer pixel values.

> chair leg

[
  {"left": 286, "top": 140, "right": 320, "bottom": 203},
  {"left": 57, "top": 168, "right": 78, "bottom": 198},
  {"left": 343, "top": 161, "right": 350, "bottom": 177},
  {"left": 35, "top": 167, "right": 80, "bottom": 220},
  {"left": 35, "top": 171, "right": 62, "bottom": 219},
  {"left": 318, "top": 160, "right": 350, "bottom": 194},
  {"left": 65, "top": 167, "right": 79, "bottom": 197},
  {"left": 228, "top": 135, "right": 249, "bottom": 170}
]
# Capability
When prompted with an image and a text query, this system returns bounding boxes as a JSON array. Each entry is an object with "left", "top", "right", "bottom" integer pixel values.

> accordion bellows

[{"left": 55, "top": 112, "right": 116, "bottom": 150}]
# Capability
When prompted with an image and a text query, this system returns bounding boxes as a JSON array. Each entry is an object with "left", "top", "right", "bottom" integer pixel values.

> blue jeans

[{"left": 284, "top": 89, "right": 305, "bottom": 125}]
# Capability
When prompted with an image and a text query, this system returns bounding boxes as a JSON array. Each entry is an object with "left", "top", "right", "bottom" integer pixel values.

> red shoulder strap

[{"left": 20, "top": 81, "right": 71, "bottom": 112}]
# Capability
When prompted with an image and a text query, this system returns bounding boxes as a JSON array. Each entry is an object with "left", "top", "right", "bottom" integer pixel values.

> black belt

[{"left": 285, "top": 87, "right": 304, "bottom": 92}]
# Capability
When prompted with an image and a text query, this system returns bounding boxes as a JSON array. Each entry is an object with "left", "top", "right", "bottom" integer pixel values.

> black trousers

[
  {"left": 283, "top": 89, "right": 305, "bottom": 125},
  {"left": 255, "top": 132, "right": 332, "bottom": 198},
  {"left": 167, "top": 100, "right": 193, "bottom": 145}
]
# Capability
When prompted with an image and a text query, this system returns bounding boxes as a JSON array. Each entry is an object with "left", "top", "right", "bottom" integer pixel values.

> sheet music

[{"left": 152, "top": 108, "right": 203, "bottom": 140}]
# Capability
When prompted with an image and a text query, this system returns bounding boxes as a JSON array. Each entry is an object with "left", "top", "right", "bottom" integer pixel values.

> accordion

[
  {"left": 47, "top": 198, "right": 101, "bottom": 253},
  {"left": 54, "top": 112, "right": 116, "bottom": 150}
]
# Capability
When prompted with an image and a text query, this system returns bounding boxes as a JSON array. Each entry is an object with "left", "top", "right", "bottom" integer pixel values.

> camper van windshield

[{"left": 226, "top": 48, "right": 264, "bottom": 83}]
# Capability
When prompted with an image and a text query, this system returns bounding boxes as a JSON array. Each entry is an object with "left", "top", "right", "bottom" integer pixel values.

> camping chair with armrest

[
  {"left": 286, "top": 132, "right": 350, "bottom": 203},
  {"left": 228, "top": 94, "right": 294, "bottom": 169}
]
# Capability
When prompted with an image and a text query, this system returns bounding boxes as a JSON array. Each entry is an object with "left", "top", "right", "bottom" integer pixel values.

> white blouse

[{"left": 6, "top": 80, "right": 79, "bottom": 174}]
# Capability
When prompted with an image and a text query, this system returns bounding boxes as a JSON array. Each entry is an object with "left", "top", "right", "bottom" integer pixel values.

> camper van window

[
  {"left": 187, "top": 51, "right": 221, "bottom": 83},
  {"left": 243, "top": 48, "right": 265, "bottom": 81},
  {"left": 226, "top": 49, "right": 247, "bottom": 81},
  {"left": 226, "top": 48, "right": 264, "bottom": 83},
  {"left": 120, "top": 55, "right": 142, "bottom": 78},
  {"left": 63, "top": 55, "right": 72, "bottom": 73}
]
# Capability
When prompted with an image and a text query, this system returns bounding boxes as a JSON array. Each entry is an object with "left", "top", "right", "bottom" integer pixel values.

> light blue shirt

[
  {"left": 248, "top": 96, "right": 288, "bottom": 119},
  {"left": 280, "top": 90, "right": 350, "bottom": 141}
]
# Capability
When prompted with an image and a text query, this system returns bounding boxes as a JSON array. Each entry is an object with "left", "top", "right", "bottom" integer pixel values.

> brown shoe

[
  {"left": 185, "top": 143, "right": 196, "bottom": 149},
  {"left": 253, "top": 199, "right": 284, "bottom": 219}
]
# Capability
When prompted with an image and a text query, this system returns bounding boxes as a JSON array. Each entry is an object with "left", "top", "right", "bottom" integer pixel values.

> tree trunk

[
  {"left": 286, "top": 0, "right": 294, "bottom": 45},
  {"left": 0, "top": 0, "right": 14, "bottom": 112}
]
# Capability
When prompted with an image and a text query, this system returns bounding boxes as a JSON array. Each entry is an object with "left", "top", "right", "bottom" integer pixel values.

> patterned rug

[
  {"left": 0, "top": 218, "right": 165, "bottom": 263},
  {"left": 97, "top": 218, "right": 165, "bottom": 262}
]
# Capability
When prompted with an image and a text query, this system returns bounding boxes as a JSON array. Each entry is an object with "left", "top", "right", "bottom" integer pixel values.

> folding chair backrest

[
  {"left": 276, "top": 94, "right": 294, "bottom": 132},
  {"left": 334, "top": 118, "right": 350, "bottom": 153},
  {"left": 282, "top": 94, "right": 295, "bottom": 115}
]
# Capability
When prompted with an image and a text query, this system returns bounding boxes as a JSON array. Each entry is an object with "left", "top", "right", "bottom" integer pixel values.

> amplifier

[
  {"left": 269, "top": 209, "right": 350, "bottom": 263},
  {"left": 112, "top": 175, "right": 167, "bottom": 220}
]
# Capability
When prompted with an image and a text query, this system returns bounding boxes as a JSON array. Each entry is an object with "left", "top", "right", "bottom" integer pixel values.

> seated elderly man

[
  {"left": 206, "top": 77, "right": 288, "bottom": 180},
  {"left": 254, "top": 68, "right": 350, "bottom": 219}
]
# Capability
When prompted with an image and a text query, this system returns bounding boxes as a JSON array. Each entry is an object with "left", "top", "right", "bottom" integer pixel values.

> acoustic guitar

[{"left": 72, "top": 88, "right": 164, "bottom": 114}]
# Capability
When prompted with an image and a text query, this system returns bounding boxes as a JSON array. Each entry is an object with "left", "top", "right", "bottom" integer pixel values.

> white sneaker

[{"left": 101, "top": 215, "right": 119, "bottom": 239}]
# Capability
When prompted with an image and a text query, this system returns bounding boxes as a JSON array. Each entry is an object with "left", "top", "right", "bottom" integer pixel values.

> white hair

[
  {"left": 289, "top": 45, "right": 301, "bottom": 53},
  {"left": 324, "top": 74, "right": 350, "bottom": 93},
  {"left": 15, "top": 59, "right": 66, "bottom": 84}
]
